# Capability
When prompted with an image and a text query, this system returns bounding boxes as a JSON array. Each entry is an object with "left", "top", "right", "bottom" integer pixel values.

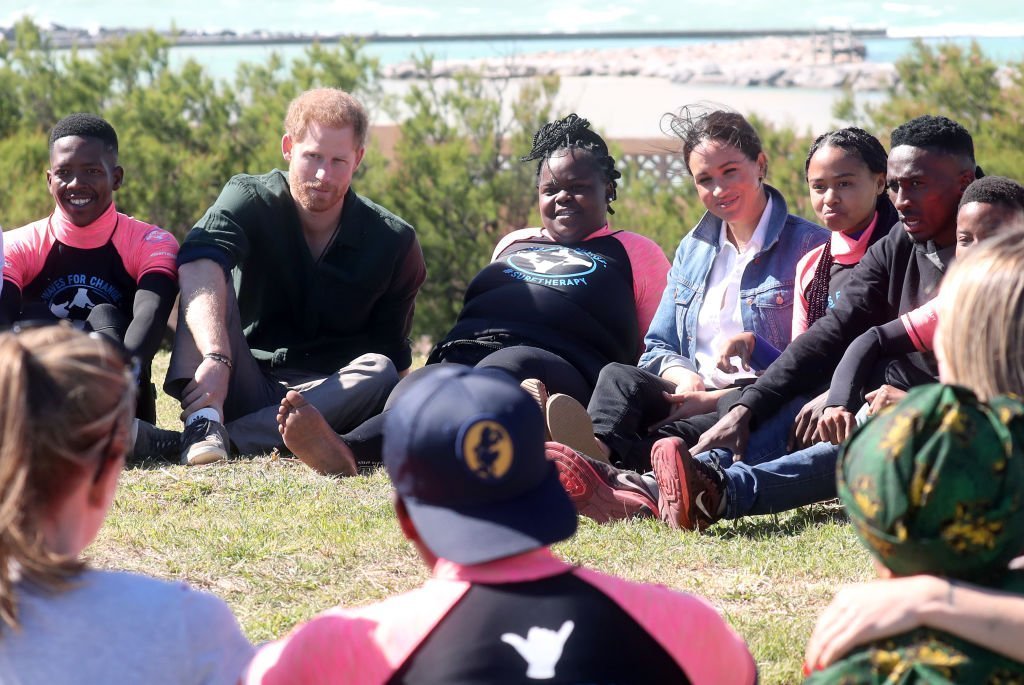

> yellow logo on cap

[{"left": 462, "top": 420, "right": 514, "bottom": 480}]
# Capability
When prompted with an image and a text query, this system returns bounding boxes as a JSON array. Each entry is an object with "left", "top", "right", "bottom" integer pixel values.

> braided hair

[
  {"left": 521, "top": 113, "right": 621, "bottom": 214},
  {"left": 803, "top": 127, "right": 889, "bottom": 327}
]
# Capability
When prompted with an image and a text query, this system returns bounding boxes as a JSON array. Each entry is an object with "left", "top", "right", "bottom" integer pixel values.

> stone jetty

[{"left": 383, "top": 36, "right": 900, "bottom": 91}]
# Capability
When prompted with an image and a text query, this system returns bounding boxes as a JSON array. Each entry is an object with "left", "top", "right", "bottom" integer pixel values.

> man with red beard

[{"left": 152, "top": 88, "right": 425, "bottom": 466}]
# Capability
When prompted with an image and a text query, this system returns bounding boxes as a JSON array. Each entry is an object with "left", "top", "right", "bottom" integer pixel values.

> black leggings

[{"left": 343, "top": 344, "right": 592, "bottom": 468}]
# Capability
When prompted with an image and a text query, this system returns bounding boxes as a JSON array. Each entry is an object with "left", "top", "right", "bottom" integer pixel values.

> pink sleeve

[
  {"left": 791, "top": 245, "right": 823, "bottom": 340},
  {"left": 245, "top": 611, "right": 361, "bottom": 685},
  {"left": 1, "top": 221, "right": 50, "bottom": 291},
  {"left": 612, "top": 231, "right": 670, "bottom": 342},
  {"left": 900, "top": 299, "right": 938, "bottom": 352},
  {"left": 245, "top": 579, "right": 470, "bottom": 684},
  {"left": 576, "top": 568, "right": 756, "bottom": 685},
  {"left": 115, "top": 217, "right": 179, "bottom": 283}
]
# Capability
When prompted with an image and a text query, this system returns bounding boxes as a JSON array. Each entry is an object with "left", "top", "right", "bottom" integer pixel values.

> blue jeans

[{"left": 695, "top": 396, "right": 839, "bottom": 519}]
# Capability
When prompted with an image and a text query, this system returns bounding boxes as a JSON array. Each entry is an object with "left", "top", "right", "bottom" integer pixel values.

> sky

[{"left": 3, "top": 0, "right": 1024, "bottom": 37}]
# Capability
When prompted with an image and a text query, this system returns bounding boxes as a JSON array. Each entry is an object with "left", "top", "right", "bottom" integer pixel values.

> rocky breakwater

[{"left": 383, "top": 35, "right": 899, "bottom": 91}]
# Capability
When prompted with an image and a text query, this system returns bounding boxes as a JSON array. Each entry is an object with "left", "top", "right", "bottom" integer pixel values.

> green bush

[{"left": 3, "top": 22, "right": 1022, "bottom": 340}]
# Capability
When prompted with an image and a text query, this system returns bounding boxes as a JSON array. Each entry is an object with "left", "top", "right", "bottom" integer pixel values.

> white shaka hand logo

[{"left": 500, "top": 620, "right": 575, "bottom": 679}]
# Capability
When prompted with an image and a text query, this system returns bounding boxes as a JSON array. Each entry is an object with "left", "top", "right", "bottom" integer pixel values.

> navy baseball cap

[{"left": 383, "top": 366, "right": 578, "bottom": 565}]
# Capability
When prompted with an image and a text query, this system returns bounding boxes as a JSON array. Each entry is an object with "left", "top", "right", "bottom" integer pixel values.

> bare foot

[{"left": 277, "top": 390, "right": 357, "bottom": 476}]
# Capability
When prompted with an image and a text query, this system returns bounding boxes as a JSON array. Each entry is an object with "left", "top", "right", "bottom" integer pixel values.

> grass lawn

[{"left": 89, "top": 351, "right": 874, "bottom": 684}]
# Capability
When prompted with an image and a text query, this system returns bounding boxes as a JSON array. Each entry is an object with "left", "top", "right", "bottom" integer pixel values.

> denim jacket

[{"left": 639, "top": 184, "right": 827, "bottom": 378}]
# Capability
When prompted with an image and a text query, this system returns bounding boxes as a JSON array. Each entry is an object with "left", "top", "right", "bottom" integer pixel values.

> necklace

[{"left": 312, "top": 221, "right": 342, "bottom": 264}]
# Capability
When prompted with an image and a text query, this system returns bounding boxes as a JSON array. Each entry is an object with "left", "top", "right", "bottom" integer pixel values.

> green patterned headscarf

[{"left": 838, "top": 384, "right": 1024, "bottom": 581}]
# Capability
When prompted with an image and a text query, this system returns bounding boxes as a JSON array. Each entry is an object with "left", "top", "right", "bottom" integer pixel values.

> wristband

[{"left": 203, "top": 352, "right": 233, "bottom": 370}]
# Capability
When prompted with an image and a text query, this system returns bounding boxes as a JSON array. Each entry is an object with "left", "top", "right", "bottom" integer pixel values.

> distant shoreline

[{"left": 9, "top": 26, "right": 890, "bottom": 50}]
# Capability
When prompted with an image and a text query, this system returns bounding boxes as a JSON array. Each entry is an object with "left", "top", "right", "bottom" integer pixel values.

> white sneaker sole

[{"left": 184, "top": 447, "right": 227, "bottom": 466}]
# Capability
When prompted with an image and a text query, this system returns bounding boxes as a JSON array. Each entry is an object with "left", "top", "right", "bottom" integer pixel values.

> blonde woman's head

[
  {"left": 0, "top": 323, "right": 135, "bottom": 629},
  {"left": 936, "top": 230, "right": 1024, "bottom": 399}
]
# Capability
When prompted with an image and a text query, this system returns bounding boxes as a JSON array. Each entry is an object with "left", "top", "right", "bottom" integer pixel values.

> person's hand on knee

[
  {"left": 180, "top": 355, "right": 230, "bottom": 419},
  {"left": 818, "top": 406, "right": 856, "bottom": 445},
  {"left": 691, "top": 405, "right": 753, "bottom": 463},
  {"left": 865, "top": 384, "right": 907, "bottom": 416}
]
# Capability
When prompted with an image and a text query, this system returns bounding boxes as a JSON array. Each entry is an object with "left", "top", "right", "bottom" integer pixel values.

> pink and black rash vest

[
  {"left": 2, "top": 203, "right": 178, "bottom": 322},
  {"left": 431, "top": 231, "right": 646, "bottom": 385},
  {"left": 246, "top": 549, "right": 757, "bottom": 685}
]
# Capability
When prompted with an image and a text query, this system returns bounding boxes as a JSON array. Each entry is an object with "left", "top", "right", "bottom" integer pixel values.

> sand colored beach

[
  {"left": 376, "top": 75, "right": 886, "bottom": 140},
  {"left": 375, "top": 36, "right": 892, "bottom": 138}
]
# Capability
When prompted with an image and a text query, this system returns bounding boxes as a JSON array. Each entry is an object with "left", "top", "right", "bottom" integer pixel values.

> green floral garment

[
  {"left": 805, "top": 574, "right": 1024, "bottom": 684},
  {"left": 806, "top": 385, "right": 1024, "bottom": 683}
]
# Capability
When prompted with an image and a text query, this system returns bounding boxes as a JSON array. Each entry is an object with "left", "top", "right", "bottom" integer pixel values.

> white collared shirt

[{"left": 693, "top": 196, "right": 773, "bottom": 389}]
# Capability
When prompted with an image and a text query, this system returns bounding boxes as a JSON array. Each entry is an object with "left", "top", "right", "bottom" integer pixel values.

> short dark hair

[
  {"left": 48, "top": 113, "right": 118, "bottom": 155},
  {"left": 521, "top": 113, "right": 622, "bottom": 214},
  {"left": 664, "top": 107, "right": 763, "bottom": 176},
  {"left": 958, "top": 175, "right": 1024, "bottom": 212},
  {"left": 889, "top": 115, "right": 974, "bottom": 164}
]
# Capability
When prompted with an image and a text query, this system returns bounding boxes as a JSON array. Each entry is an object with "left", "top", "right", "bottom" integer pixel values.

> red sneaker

[
  {"left": 650, "top": 437, "right": 725, "bottom": 531},
  {"left": 545, "top": 442, "right": 656, "bottom": 523}
]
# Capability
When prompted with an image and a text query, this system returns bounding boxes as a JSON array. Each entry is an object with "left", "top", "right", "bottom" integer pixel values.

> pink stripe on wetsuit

[
  {"left": 2, "top": 202, "right": 178, "bottom": 291},
  {"left": 900, "top": 299, "right": 938, "bottom": 352},
  {"left": 246, "top": 548, "right": 756, "bottom": 685}
]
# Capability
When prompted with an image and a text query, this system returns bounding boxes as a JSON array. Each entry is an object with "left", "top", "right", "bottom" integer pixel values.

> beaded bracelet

[{"left": 203, "top": 352, "right": 233, "bottom": 370}]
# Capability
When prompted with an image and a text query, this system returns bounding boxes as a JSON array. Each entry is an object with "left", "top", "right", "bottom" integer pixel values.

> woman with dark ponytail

[
  {"left": 717, "top": 127, "right": 893, "bottom": 373},
  {"left": 797, "top": 127, "right": 894, "bottom": 333},
  {"left": 0, "top": 324, "right": 252, "bottom": 682}
]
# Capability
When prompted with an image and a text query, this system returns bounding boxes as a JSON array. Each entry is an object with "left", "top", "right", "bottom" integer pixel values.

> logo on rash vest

[
  {"left": 460, "top": 420, "right": 514, "bottom": 481},
  {"left": 41, "top": 274, "right": 124, "bottom": 321},
  {"left": 503, "top": 246, "right": 606, "bottom": 287},
  {"left": 143, "top": 228, "right": 173, "bottom": 243},
  {"left": 501, "top": 620, "right": 575, "bottom": 679}
]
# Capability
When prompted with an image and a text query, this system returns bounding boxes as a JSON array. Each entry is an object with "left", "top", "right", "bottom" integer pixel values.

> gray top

[{"left": 0, "top": 568, "right": 253, "bottom": 685}]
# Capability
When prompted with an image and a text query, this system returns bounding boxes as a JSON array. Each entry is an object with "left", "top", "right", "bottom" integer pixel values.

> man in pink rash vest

[
  {"left": 245, "top": 366, "right": 757, "bottom": 685},
  {"left": 0, "top": 113, "right": 178, "bottom": 426}
]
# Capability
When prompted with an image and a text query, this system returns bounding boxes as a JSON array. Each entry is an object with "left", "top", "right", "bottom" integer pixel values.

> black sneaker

[
  {"left": 546, "top": 442, "right": 657, "bottom": 523},
  {"left": 181, "top": 417, "right": 229, "bottom": 466},
  {"left": 129, "top": 419, "right": 181, "bottom": 463}
]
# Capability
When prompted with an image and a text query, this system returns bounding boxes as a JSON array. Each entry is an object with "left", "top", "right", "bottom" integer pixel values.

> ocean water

[
  {"left": 7, "top": 0, "right": 1021, "bottom": 83},
  {"left": 156, "top": 35, "right": 1024, "bottom": 82}
]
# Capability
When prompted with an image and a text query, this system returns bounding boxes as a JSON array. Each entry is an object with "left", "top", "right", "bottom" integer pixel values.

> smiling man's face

[{"left": 47, "top": 135, "right": 123, "bottom": 227}]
